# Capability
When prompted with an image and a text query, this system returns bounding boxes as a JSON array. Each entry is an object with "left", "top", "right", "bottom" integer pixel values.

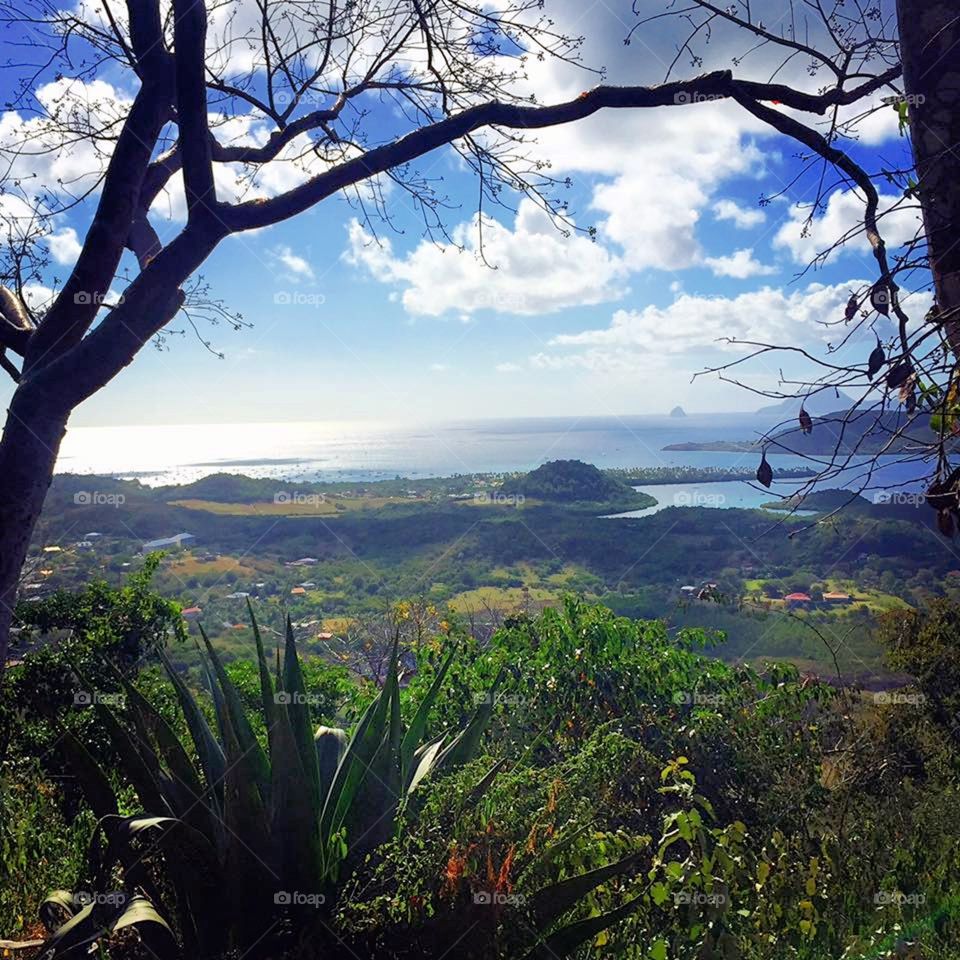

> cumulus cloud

[
  {"left": 495, "top": 361, "right": 522, "bottom": 373},
  {"left": 538, "top": 280, "right": 873, "bottom": 373},
  {"left": 272, "top": 244, "right": 315, "bottom": 280},
  {"left": 703, "top": 248, "right": 777, "bottom": 279},
  {"left": 345, "top": 199, "right": 629, "bottom": 317},
  {"left": 713, "top": 199, "right": 766, "bottom": 229},
  {"left": 46, "top": 227, "right": 83, "bottom": 265},
  {"left": 774, "top": 190, "right": 922, "bottom": 264}
]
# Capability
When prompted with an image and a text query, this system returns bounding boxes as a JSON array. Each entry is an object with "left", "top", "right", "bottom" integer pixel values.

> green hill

[{"left": 501, "top": 459, "right": 644, "bottom": 505}]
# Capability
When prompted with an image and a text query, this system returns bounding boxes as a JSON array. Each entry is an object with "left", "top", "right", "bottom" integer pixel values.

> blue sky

[{"left": 0, "top": 0, "right": 922, "bottom": 427}]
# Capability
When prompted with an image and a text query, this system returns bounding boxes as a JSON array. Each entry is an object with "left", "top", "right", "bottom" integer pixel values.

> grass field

[
  {"left": 447, "top": 585, "right": 557, "bottom": 614},
  {"left": 166, "top": 554, "right": 262, "bottom": 578}
]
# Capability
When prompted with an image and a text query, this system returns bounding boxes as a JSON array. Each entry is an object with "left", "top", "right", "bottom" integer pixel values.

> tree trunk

[
  {"left": 0, "top": 383, "right": 70, "bottom": 666},
  {"left": 897, "top": 0, "right": 960, "bottom": 346}
]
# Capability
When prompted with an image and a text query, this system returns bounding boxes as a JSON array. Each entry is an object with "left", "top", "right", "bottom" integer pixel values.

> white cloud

[
  {"left": 538, "top": 279, "right": 873, "bottom": 373},
  {"left": 774, "top": 190, "right": 922, "bottom": 264},
  {"left": 272, "top": 245, "right": 315, "bottom": 280},
  {"left": 495, "top": 361, "right": 522, "bottom": 373},
  {"left": 46, "top": 227, "right": 82, "bottom": 265},
  {"left": 345, "top": 199, "right": 629, "bottom": 317},
  {"left": 704, "top": 248, "right": 777, "bottom": 279},
  {"left": 713, "top": 199, "right": 766, "bottom": 229},
  {"left": 430, "top": 362, "right": 449, "bottom": 372}
]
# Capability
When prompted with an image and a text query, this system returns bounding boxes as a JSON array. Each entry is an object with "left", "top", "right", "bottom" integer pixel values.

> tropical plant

[{"left": 29, "top": 602, "right": 502, "bottom": 959}]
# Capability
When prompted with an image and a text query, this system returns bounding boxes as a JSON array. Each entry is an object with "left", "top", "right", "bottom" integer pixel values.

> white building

[{"left": 141, "top": 532, "right": 196, "bottom": 552}]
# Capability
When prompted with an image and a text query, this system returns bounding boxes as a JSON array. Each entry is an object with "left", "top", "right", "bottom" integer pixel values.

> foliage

[
  {"left": 9, "top": 596, "right": 960, "bottom": 958},
  {"left": 29, "top": 604, "right": 501, "bottom": 959},
  {"left": 500, "top": 460, "right": 647, "bottom": 505}
]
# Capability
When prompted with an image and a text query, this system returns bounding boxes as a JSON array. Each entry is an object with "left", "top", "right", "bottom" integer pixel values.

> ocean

[{"left": 57, "top": 413, "right": 929, "bottom": 501}]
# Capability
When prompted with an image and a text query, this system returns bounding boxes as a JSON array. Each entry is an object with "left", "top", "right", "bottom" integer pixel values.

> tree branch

[
  {"left": 173, "top": 0, "right": 216, "bottom": 217},
  {"left": 220, "top": 66, "right": 901, "bottom": 232}
]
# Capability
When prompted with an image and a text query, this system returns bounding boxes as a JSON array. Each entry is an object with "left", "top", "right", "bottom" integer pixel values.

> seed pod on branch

[
  {"left": 756, "top": 452, "right": 773, "bottom": 488},
  {"left": 871, "top": 281, "right": 891, "bottom": 316},
  {"left": 885, "top": 361, "right": 914, "bottom": 391},
  {"left": 844, "top": 294, "right": 859, "bottom": 321}
]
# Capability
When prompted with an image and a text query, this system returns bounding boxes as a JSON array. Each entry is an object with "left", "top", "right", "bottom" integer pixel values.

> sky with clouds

[{"left": 0, "top": 0, "right": 923, "bottom": 427}]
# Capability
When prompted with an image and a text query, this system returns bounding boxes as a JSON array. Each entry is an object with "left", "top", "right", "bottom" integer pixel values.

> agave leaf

[
  {"left": 436, "top": 668, "right": 504, "bottom": 770},
  {"left": 528, "top": 851, "right": 643, "bottom": 930},
  {"left": 39, "top": 890, "right": 76, "bottom": 934},
  {"left": 160, "top": 650, "right": 226, "bottom": 809},
  {"left": 47, "top": 719, "right": 118, "bottom": 822},
  {"left": 319, "top": 681, "right": 392, "bottom": 863},
  {"left": 199, "top": 624, "right": 272, "bottom": 804},
  {"left": 464, "top": 756, "right": 511, "bottom": 806},
  {"left": 97, "top": 814, "right": 226, "bottom": 957},
  {"left": 338, "top": 633, "right": 404, "bottom": 859},
  {"left": 405, "top": 736, "right": 444, "bottom": 795},
  {"left": 269, "top": 689, "right": 324, "bottom": 893},
  {"left": 36, "top": 900, "right": 101, "bottom": 959},
  {"left": 526, "top": 892, "right": 646, "bottom": 959},
  {"left": 281, "top": 616, "right": 322, "bottom": 816},
  {"left": 248, "top": 599, "right": 278, "bottom": 743},
  {"left": 400, "top": 645, "right": 456, "bottom": 785},
  {"left": 111, "top": 668, "right": 210, "bottom": 830},
  {"left": 111, "top": 895, "right": 178, "bottom": 958},
  {"left": 315, "top": 726, "right": 348, "bottom": 796},
  {"left": 219, "top": 700, "right": 277, "bottom": 953},
  {"left": 38, "top": 893, "right": 175, "bottom": 960},
  {"left": 92, "top": 701, "right": 172, "bottom": 816}
]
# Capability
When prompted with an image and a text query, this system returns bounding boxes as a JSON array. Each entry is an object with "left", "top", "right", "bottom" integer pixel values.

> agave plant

[{"left": 37, "top": 603, "right": 502, "bottom": 959}]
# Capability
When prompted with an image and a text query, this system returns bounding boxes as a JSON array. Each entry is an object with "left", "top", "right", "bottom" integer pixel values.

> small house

[
  {"left": 290, "top": 586, "right": 307, "bottom": 596},
  {"left": 822, "top": 592, "right": 853, "bottom": 605},
  {"left": 181, "top": 606, "right": 203, "bottom": 621},
  {"left": 784, "top": 592, "right": 811, "bottom": 609}
]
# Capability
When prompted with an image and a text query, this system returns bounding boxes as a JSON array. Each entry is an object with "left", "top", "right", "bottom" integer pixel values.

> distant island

[
  {"left": 665, "top": 409, "right": 933, "bottom": 455},
  {"left": 669, "top": 405, "right": 686, "bottom": 418}
]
